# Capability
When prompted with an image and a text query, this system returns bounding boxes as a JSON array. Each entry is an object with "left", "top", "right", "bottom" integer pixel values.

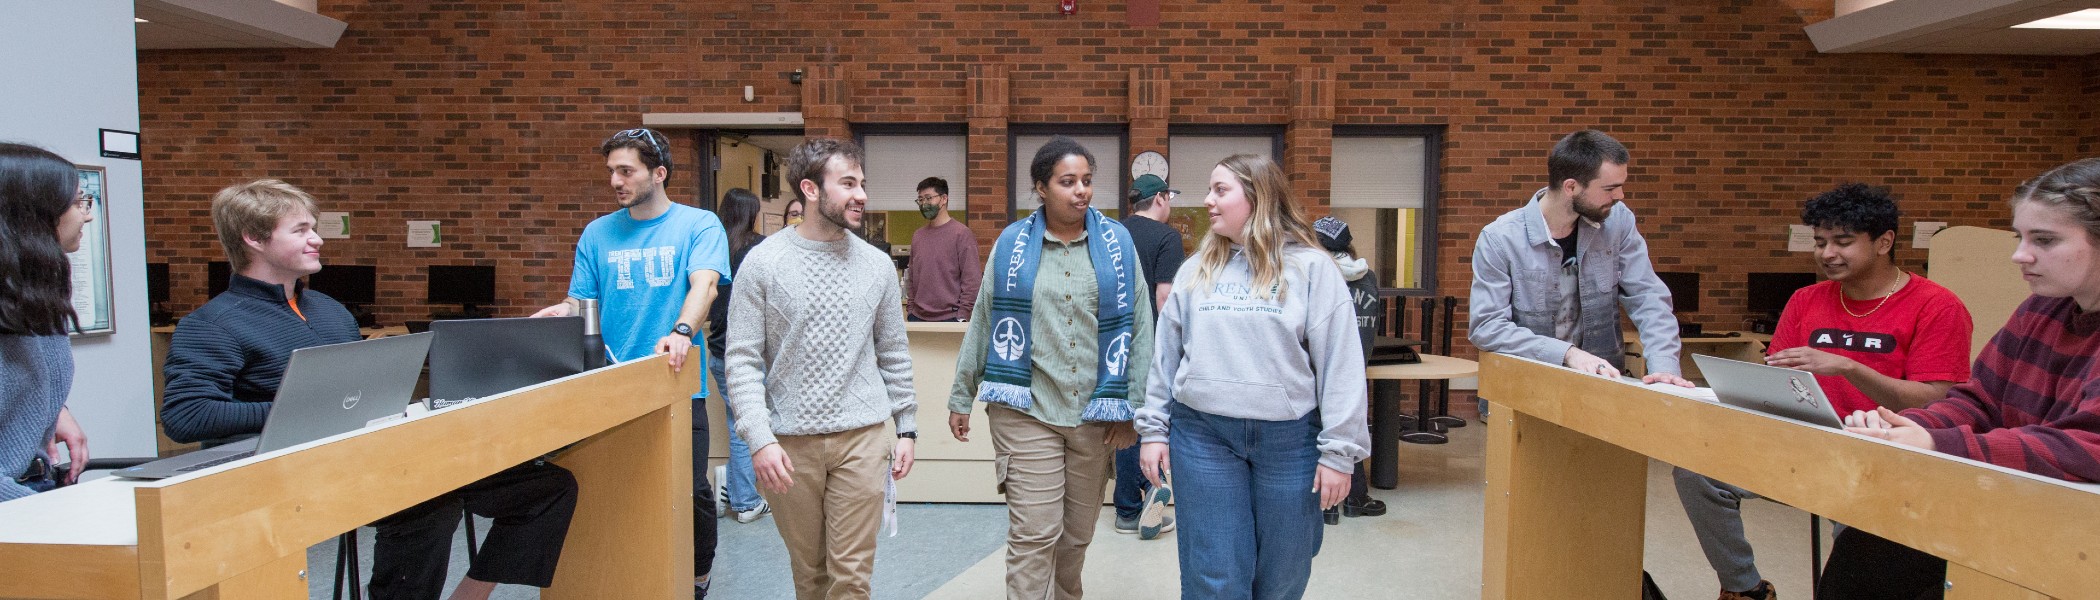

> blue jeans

[
  {"left": 710, "top": 354, "right": 763, "bottom": 512},
  {"left": 1168, "top": 402, "right": 1324, "bottom": 600},
  {"left": 1113, "top": 444, "right": 1149, "bottom": 520}
]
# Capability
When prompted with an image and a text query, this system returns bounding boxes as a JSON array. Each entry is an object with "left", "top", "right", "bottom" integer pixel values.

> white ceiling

[
  {"left": 136, "top": 0, "right": 345, "bottom": 50},
  {"left": 1808, "top": 0, "right": 2100, "bottom": 55}
]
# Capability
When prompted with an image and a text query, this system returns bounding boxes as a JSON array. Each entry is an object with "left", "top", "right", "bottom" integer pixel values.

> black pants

[
  {"left": 692, "top": 398, "right": 718, "bottom": 578},
  {"left": 1818, "top": 527, "right": 1947, "bottom": 600},
  {"left": 368, "top": 460, "right": 578, "bottom": 599}
]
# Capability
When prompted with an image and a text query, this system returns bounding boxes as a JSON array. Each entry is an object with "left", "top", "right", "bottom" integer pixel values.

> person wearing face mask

[
  {"left": 784, "top": 196, "right": 806, "bottom": 227},
  {"left": 906, "top": 176, "right": 981, "bottom": 322},
  {"left": 0, "top": 143, "right": 93, "bottom": 502},
  {"left": 1132, "top": 153, "right": 1367, "bottom": 600},
  {"left": 949, "top": 136, "right": 1153, "bottom": 599}
]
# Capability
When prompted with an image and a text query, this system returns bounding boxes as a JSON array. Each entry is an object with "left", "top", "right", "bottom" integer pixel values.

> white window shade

[
  {"left": 1168, "top": 135, "right": 1274, "bottom": 195},
  {"left": 1013, "top": 134, "right": 1122, "bottom": 209},
  {"left": 1331, "top": 137, "right": 1427, "bottom": 209},
  {"left": 863, "top": 134, "right": 967, "bottom": 212}
]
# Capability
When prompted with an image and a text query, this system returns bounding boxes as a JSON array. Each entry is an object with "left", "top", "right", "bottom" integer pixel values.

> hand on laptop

[
  {"left": 1766, "top": 347, "right": 1856, "bottom": 377},
  {"left": 1844, "top": 407, "right": 1932, "bottom": 450}
]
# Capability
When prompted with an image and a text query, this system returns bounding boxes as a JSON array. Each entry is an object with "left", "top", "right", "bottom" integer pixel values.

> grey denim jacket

[{"left": 1467, "top": 188, "right": 1682, "bottom": 376}]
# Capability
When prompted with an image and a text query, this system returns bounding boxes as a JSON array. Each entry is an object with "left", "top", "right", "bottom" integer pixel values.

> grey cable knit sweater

[
  {"left": 1, "top": 334, "right": 72, "bottom": 502},
  {"left": 723, "top": 227, "right": 917, "bottom": 450}
]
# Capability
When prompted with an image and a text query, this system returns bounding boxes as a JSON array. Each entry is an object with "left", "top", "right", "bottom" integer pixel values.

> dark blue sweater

[{"left": 161, "top": 274, "right": 361, "bottom": 443}]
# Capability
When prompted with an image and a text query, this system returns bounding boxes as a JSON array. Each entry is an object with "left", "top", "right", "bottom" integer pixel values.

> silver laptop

[
  {"left": 1692, "top": 354, "right": 1846, "bottom": 429},
  {"left": 118, "top": 333, "right": 434, "bottom": 479}
]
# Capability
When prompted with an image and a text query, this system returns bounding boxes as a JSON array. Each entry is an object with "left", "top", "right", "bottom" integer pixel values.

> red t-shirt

[{"left": 1766, "top": 275, "right": 1975, "bottom": 417}]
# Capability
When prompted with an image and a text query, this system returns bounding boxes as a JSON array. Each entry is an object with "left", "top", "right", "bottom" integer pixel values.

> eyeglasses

[
  {"left": 614, "top": 128, "right": 669, "bottom": 163},
  {"left": 916, "top": 194, "right": 944, "bottom": 203},
  {"left": 74, "top": 195, "right": 94, "bottom": 212}
]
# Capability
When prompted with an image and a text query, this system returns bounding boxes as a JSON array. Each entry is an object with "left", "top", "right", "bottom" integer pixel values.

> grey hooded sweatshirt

[{"left": 1136, "top": 242, "right": 1371, "bottom": 473}]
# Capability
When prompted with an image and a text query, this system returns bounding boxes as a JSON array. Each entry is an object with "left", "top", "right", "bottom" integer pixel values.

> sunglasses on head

[{"left": 615, "top": 128, "right": 669, "bottom": 164}]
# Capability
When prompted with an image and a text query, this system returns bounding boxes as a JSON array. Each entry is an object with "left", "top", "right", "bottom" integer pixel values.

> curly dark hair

[{"left": 1801, "top": 183, "right": 1901, "bottom": 250}]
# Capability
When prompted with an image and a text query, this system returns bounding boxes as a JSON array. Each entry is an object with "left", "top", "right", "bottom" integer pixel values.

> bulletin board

[{"left": 68, "top": 164, "right": 114, "bottom": 336}]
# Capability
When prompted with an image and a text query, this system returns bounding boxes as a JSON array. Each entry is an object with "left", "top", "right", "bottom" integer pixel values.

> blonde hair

[
  {"left": 211, "top": 179, "right": 319, "bottom": 271},
  {"left": 1188, "top": 154, "right": 1323, "bottom": 301}
]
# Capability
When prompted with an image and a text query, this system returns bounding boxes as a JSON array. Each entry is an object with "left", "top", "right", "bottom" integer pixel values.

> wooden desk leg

[
  {"left": 1483, "top": 403, "right": 1647, "bottom": 599},
  {"left": 545, "top": 401, "right": 693, "bottom": 599},
  {"left": 177, "top": 553, "right": 306, "bottom": 599},
  {"left": 1946, "top": 565, "right": 2055, "bottom": 600}
]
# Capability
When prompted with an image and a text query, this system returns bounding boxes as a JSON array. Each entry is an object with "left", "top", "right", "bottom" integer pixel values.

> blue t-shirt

[{"left": 566, "top": 203, "right": 732, "bottom": 396}]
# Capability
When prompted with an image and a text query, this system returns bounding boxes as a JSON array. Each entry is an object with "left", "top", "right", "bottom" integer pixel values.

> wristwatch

[
  {"left": 896, "top": 431, "right": 918, "bottom": 440},
  {"left": 670, "top": 323, "right": 695, "bottom": 338}
]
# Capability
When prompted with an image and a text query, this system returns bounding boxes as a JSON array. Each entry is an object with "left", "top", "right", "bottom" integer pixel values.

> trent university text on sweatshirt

[
  {"left": 722, "top": 228, "right": 918, "bottom": 450},
  {"left": 1135, "top": 243, "right": 1371, "bottom": 473}
]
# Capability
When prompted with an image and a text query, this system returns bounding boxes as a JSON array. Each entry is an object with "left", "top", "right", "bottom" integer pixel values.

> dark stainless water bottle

[{"left": 580, "top": 298, "right": 606, "bottom": 370}]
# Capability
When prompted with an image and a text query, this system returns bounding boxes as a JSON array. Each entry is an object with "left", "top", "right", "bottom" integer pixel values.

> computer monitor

[
  {"left": 1747, "top": 272, "right": 1820, "bottom": 316},
  {"left": 307, "top": 265, "right": 378, "bottom": 306},
  {"left": 146, "top": 263, "right": 170, "bottom": 304},
  {"left": 207, "top": 261, "right": 231, "bottom": 298},
  {"left": 426, "top": 265, "right": 497, "bottom": 316},
  {"left": 427, "top": 317, "right": 587, "bottom": 401},
  {"left": 1655, "top": 271, "right": 1701, "bottom": 313}
]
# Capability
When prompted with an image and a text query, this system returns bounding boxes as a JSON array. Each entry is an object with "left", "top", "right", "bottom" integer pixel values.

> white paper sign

[
  {"left": 407, "top": 220, "right": 442, "bottom": 248},
  {"left": 319, "top": 211, "right": 350, "bottom": 239},
  {"left": 1787, "top": 224, "right": 1815, "bottom": 252},
  {"left": 1913, "top": 221, "right": 1948, "bottom": 250}
]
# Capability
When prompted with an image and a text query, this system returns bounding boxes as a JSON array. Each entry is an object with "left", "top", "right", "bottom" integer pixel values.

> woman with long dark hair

[
  {"left": 1, "top": 142, "right": 93, "bottom": 501},
  {"left": 708, "top": 187, "right": 771, "bottom": 523}
]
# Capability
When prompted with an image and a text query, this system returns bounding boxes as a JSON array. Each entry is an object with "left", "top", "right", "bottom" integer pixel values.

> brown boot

[{"left": 1717, "top": 580, "right": 1776, "bottom": 600}]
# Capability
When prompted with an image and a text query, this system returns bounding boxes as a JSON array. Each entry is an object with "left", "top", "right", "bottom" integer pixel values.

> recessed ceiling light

[
  {"left": 2013, "top": 8, "right": 2100, "bottom": 29},
  {"left": 135, "top": 17, "right": 149, "bottom": 23}
]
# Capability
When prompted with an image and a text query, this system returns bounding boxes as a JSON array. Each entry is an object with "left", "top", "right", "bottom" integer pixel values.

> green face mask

[{"left": 919, "top": 204, "right": 941, "bottom": 220}]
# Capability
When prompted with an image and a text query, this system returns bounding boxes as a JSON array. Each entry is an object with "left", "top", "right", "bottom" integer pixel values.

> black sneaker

[{"left": 1342, "top": 497, "right": 1387, "bottom": 517}]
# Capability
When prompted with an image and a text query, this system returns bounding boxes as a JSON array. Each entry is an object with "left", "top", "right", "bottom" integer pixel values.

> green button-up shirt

[{"left": 949, "top": 229, "right": 1154, "bottom": 427}]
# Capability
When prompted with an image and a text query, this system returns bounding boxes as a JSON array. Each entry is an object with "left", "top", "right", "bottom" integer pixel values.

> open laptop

[
  {"left": 118, "top": 333, "right": 434, "bottom": 479},
  {"left": 427, "top": 316, "right": 586, "bottom": 403},
  {"left": 1691, "top": 354, "right": 1847, "bottom": 429}
]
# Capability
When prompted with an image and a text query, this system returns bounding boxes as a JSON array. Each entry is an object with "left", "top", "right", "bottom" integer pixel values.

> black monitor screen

[
  {"left": 207, "top": 261, "right": 231, "bottom": 298},
  {"left": 308, "top": 265, "right": 378, "bottom": 305},
  {"left": 1655, "top": 271, "right": 1700, "bottom": 313},
  {"left": 427, "top": 265, "right": 497, "bottom": 306},
  {"left": 146, "top": 263, "right": 170, "bottom": 303},
  {"left": 1747, "top": 272, "right": 1819, "bottom": 315}
]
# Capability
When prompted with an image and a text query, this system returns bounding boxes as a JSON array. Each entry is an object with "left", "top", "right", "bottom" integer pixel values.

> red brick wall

[
  {"left": 139, "top": 0, "right": 2089, "bottom": 361},
  {"left": 2084, "top": 57, "right": 2100, "bottom": 157}
]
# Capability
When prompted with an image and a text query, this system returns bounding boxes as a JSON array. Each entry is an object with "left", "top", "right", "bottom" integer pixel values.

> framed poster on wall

[{"left": 68, "top": 164, "right": 114, "bottom": 336}]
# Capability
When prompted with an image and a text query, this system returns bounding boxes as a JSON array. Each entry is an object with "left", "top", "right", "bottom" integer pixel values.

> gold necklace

[{"left": 1840, "top": 272, "right": 1907, "bottom": 318}]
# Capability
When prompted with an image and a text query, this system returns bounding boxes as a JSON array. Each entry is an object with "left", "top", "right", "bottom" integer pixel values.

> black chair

[{"left": 1400, "top": 296, "right": 1461, "bottom": 444}]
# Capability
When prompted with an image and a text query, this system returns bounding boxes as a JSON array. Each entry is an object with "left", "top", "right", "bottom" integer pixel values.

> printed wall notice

[
  {"left": 319, "top": 212, "right": 350, "bottom": 239},
  {"left": 407, "top": 220, "right": 441, "bottom": 248},
  {"left": 1913, "top": 221, "right": 1948, "bottom": 250}
]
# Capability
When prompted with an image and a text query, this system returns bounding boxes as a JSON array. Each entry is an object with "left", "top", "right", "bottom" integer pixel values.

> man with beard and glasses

[
  {"left": 533, "top": 128, "right": 731, "bottom": 598},
  {"left": 723, "top": 138, "right": 919, "bottom": 600}
]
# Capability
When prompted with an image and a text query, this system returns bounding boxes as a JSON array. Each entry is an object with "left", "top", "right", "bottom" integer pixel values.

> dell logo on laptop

[{"left": 342, "top": 390, "right": 363, "bottom": 410}]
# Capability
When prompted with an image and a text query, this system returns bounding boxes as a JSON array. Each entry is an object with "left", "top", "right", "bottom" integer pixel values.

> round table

[{"left": 1364, "top": 354, "right": 1480, "bottom": 489}]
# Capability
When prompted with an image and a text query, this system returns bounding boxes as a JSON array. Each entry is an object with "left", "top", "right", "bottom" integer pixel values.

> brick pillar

[
  {"left": 1288, "top": 65, "right": 1336, "bottom": 219},
  {"left": 801, "top": 64, "right": 851, "bottom": 141},
  {"left": 1128, "top": 65, "right": 1171, "bottom": 183},
  {"left": 967, "top": 63, "right": 1011, "bottom": 248}
]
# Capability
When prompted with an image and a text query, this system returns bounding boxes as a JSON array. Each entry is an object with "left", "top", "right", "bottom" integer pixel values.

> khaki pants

[
  {"left": 988, "top": 405, "right": 1114, "bottom": 600},
  {"left": 759, "top": 422, "right": 891, "bottom": 600}
]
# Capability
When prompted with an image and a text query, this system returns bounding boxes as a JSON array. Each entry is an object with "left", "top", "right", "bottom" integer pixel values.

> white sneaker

[{"left": 734, "top": 502, "right": 772, "bottom": 524}]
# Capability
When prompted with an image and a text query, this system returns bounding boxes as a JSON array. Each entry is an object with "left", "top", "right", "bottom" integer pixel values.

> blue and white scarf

[{"left": 978, "top": 207, "right": 1141, "bottom": 422}]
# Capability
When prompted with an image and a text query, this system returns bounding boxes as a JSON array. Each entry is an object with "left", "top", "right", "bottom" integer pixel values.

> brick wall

[
  {"left": 140, "top": 0, "right": 2090, "bottom": 360},
  {"left": 2085, "top": 56, "right": 2100, "bottom": 157}
]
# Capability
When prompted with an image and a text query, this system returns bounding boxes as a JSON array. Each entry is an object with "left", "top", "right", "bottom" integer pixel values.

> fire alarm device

[{"left": 1059, "top": 0, "right": 1077, "bottom": 15}]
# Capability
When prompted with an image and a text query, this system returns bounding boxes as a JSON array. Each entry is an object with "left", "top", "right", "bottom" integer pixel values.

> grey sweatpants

[{"left": 1673, "top": 466, "right": 1765, "bottom": 593}]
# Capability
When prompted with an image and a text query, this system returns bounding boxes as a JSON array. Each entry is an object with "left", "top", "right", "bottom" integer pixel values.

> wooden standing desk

[
  {"left": 0, "top": 353, "right": 697, "bottom": 599},
  {"left": 1478, "top": 353, "right": 2100, "bottom": 599},
  {"left": 1364, "top": 355, "right": 1479, "bottom": 488}
]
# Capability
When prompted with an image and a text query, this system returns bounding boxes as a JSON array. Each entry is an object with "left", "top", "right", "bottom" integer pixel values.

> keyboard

[{"left": 176, "top": 451, "right": 257, "bottom": 472}]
